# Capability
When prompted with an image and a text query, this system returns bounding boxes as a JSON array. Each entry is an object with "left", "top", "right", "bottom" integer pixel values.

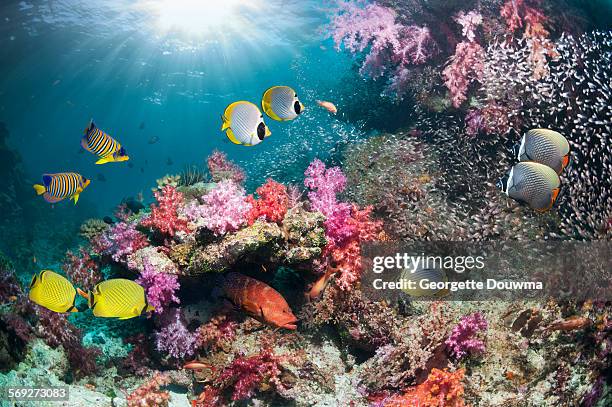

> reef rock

[{"left": 186, "top": 206, "right": 326, "bottom": 275}]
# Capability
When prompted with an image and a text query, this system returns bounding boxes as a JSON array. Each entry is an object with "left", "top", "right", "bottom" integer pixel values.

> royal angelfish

[
  {"left": 82, "top": 119, "right": 129, "bottom": 164},
  {"left": 28, "top": 270, "right": 78, "bottom": 313},
  {"left": 33, "top": 172, "right": 90, "bottom": 204},
  {"left": 497, "top": 162, "right": 561, "bottom": 212},
  {"left": 83, "top": 279, "right": 154, "bottom": 319},
  {"left": 513, "top": 129, "right": 570, "bottom": 174},
  {"left": 261, "top": 86, "right": 304, "bottom": 121},
  {"left": 400, "top": 267, "right": 449, "bottom": 298},
  {"left": 221, "top": 101, "right": 271, "bottom": 146}
]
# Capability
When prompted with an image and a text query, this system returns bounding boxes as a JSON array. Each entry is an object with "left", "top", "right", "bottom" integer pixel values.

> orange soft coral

[{"left": 385, "top": 368, "right": 465, "bottom": 407}]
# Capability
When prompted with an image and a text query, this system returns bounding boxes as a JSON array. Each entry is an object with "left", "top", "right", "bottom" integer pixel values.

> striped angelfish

[
  {"left": 81, "top": 120, "right": 129, "bottom": 164},
  {"left": 33, "top": 172, "right": 90, "bottom": 204}
]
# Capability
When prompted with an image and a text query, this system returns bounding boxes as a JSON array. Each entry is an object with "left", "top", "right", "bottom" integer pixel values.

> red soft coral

[
  {"left": 384, "top": 368, "right": 465, "bottom": 407},
  {"left": 196, "top": 347, "right": 289, "bottom": 405},
  {"left": 141, "top": 186, "right": 189, "bottom": 237},
  {"left": 62, "top": 248, "right": 101, "bottom": 291},
  {"left": 126, "top": 372, "right": 170, "bottom": 407},
  {"left": 246, "top": 179, "right": 289, "bottom": 225}
]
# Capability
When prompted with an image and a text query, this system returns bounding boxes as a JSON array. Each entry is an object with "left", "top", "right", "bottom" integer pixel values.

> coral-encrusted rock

[
  {"left": 186, "top": 206, "right": 326, "bottom": 275},
  {"left": 127, "top": 246, "right": 179, "bottom": 275}
]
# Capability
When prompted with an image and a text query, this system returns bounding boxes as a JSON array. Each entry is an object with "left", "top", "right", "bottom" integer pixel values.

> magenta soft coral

[
  {"left": 94, "top": 221, "right": 149, "bottom": 263},
  {"left": 154, "top": 309, "right": 197, "bottom": 362},
  {"left": 197, "top": 347, "right": 288, "bottom": 404},
  {"left": 135, "top": 256, "right": 180, "bottom": 315},
  {"left": 247, "top": 179, "right": 289, "bottom": 225},
  {"left": 445, "top": 312, "right": 488, "bottom": 360},
  {"left": 305, "top": 160, "right": 382, "bottom": 290},
  {"left": 197, "top": 314, "right": 238, "bottom": 353},
  {"left": 329, "top": 1, "right": 436, "bottom": 97},
  {"left": 141, "top": 185, "right": 190, "bottom": 237}
]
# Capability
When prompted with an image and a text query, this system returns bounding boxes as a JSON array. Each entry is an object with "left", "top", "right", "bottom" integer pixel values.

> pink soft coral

[
  {"left": 330, "top": 1, "right": 436, "bottom": 97},
  {"left": 304, "top": 160, "right": 382, "bottom": 290},
  {"left": 95, "top": 221, "right": 149, "bottom": 263},
  {"left": 247, "top": 179, "right": 289, "bottom": 225},
  {"left": 443, "top": 41, "right": 485, "bottom": 108},
  {"left": 135, "top": 256, "right": 180, "bottom": 315},
  {"left": 454, "top": 11, "right": 483, "bottom": 42},
  {"left": 445, "top": 312, "right": 488, "bottom": 360},
  {"left": 207, "top": 150, "right": 245, "bottom": 184},
  {"left": 141, "top": 186, "right": 189, "bottom": 237},
  {"left": 184, "top": 180, "right": 251, "bottom": 236}
]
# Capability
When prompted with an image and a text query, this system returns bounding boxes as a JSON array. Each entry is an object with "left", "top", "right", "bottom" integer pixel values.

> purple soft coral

[
  {"left": 184, "top": 180, "right": 251, "bottom": 236},
  {"left": 155, "top": 309, "right": 197, "bottom": 362},
  {"left": 445, "top": 312, "right": 488, "bottom": 360},
  {"left": 96, "top": 221, "right": 149, "bottom": 263},
  {"left": 136, "top": 256, "right": 180, "bottom": 315}
]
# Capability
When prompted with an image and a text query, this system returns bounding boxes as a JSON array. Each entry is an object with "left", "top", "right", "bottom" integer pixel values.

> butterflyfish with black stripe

[
  {"left": 79, "top": 279, "right": 154, "bottom": 320},
  {"left": 28, "top": 270, "right": 79, "bottom": 313}
]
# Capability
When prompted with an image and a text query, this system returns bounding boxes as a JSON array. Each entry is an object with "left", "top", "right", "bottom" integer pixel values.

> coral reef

[{"left": 383, "top": 368, "right": 465, "bottom": 407}]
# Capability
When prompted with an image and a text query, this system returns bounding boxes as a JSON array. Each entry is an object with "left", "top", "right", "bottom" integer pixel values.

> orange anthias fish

[
  {"left": 316, "top": 100, "right": 337, "bottom": 115},
  {"left": 222, "top": 272, "right": 297, "bottom": 330}
]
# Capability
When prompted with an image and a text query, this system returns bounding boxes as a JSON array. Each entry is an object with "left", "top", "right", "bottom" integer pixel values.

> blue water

[{"left": 0, "top": 0, "right": 366, "bottom": 213}]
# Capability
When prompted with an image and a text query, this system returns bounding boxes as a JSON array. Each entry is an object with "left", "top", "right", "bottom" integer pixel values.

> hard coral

[
  {"left": 141, "top": 185, "right": 190, "bottom": 237},
  {"left": 247, "top": 179, "right": 289, "bottom": 225},
  {"left": 184, "top": 180, "right": 251, "bottom": 235},
  {"left": 207, "top": 150, "right": 245, "bottom": 184},
  {"left": 384, "top": 368, "right": 465, "bottom": 407},
  {"left": 445, "top": 312, "right": 488, "bottom": 360},
  {"left": 62, "top": 248, "right": 101, "bottom": 291},
  {"left": 126, "top": 372, "right": 170, "bottom": 407},
  {"left": 135, "top": 255, "right": 180, "bottom": 315}
]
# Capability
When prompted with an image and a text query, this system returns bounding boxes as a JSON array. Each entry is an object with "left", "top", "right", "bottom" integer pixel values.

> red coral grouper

[{"left": 222, "top": 272, "right": 297, "bottom": 330}]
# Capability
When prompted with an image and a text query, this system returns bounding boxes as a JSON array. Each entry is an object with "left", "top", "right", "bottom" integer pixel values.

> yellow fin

[
  {"left": 221, "top": 114, "right": 230, "bottom": 131},
  {"left": 119, "top": 315, "right": 136, "bottom": 320},
  {"left": 72, "top": 193, "right": 80, "bottom": 205},
  {"left": 146, "top": 304, "right": 155, "bottom": 313},
  {"left": 96, "top": 156, "right": 113, "bottom": 165},
  {"left": 33, "top": 184, "right": 46, "bottom": 195}
]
